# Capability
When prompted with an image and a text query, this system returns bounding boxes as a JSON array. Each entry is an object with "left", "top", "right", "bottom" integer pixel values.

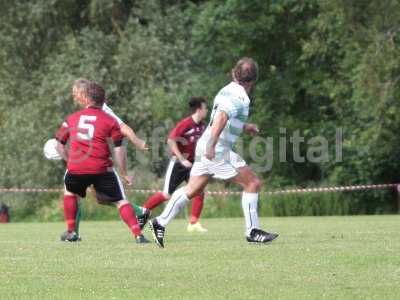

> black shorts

[
  {"left": 163, "top": 158, "right": 191, "bottom": 195},
  {"left": 64, "top": 171, "right": 125, "bottom": 203}
]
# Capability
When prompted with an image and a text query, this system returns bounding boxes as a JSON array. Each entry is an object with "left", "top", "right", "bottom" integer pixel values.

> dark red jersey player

[
  {"left": 55, "top": 107, "right": 123, "bottom": 174},
  {"left": 55, "top": 81, "right": 148, "bottom": 243},
  {"left": 141, "top": 97, "right": 209, "bottom": 233},
  {"left": 168, "top": 115, "right": 206, "bottom": 163}
]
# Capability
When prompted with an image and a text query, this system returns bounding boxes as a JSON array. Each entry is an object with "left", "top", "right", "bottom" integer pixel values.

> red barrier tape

[{"left": 0, "top": 183, "right": 398, "bottom": 195}]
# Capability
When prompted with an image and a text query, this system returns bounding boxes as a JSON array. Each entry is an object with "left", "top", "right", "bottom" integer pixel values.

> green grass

[{"left": 0, "top": 216, "right": 399, "bottom": 299}]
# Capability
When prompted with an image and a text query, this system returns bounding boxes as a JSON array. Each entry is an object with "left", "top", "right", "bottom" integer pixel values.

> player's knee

[
  {"left": 64, "top": 190, "right": 75, "bottom": 196},
  {"left": 184, "top": 185, "right": 197, "bottom": 199},
  {"left": 116, "top": 199, "right": 129, "bottom": 208}
]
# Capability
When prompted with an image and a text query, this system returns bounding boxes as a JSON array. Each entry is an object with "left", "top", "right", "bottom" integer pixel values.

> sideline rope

[{"left": 0, "top": 183, "right": 398, "bottom": 196}]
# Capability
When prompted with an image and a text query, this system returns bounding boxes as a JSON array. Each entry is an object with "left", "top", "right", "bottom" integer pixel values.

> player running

[
  {"left": 141, "top": 97, "right": 208, "bottom": 232},
  {"left": 71, "top": 78, "right": 150, "bottom": 229},
  {"left": 149, "top": 57, "right": 279, "bottom": 247},
  {"left": 56, "top": 81, "right": 149, "bottom": 243}
]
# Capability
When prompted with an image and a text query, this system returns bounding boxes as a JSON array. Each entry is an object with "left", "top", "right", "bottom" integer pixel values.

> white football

[{"left": 43, "top": 138, "right": 62, "bottom": 160}]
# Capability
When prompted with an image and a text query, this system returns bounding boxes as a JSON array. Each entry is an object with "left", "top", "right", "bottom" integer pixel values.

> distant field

[{"left": 0, "top": 216, "right": 399, "bottom": 299}]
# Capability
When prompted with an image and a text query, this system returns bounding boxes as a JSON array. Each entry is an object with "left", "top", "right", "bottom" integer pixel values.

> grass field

[{"left": 0, "top": 216, "right": 399, "bottom": 299}]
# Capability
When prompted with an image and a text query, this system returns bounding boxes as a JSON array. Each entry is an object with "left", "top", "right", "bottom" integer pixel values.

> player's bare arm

[
  {"left": 206, "top": 111, "right": 229, "bottom": 160},
  {"left": 243, "top": 123, "right": 260, "bottom": 135},
  {"left": 167, "top": 138, "right": 192, "bottom": 168},
  {"left": 114, "top": 146, "right": 133, "bottom": 185},
  {"left": 120, "top": 123, "right": 149, "bottom": 151}
]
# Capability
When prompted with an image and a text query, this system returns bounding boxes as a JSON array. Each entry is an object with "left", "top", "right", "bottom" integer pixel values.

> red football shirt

[
  {"left": 168, "top": 116, "right": 206, "bottom": 162},
  {"left": 55, "top": 106, "right": 123, "bottom": 174}
]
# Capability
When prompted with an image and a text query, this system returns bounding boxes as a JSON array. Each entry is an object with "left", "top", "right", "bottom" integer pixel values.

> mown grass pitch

[{"left": 0, "top": 216, "right": 399, "bottom": 299}]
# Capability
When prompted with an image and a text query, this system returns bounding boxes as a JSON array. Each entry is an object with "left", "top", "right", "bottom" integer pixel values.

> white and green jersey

[
  {"left": 102, "top": 103, "right": 124, "bottom": 125},
  {"left": 198, "top": 81, "right": 250, "bottom": 155}
]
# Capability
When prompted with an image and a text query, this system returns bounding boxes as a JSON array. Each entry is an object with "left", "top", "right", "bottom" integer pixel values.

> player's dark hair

[
  {"left": 86, "top": 82, "right": 105, "bottom": 106},
  {"left": 232, "top": 57, "right": 258, "bottom": 84},
  {"left": 188, "top": 96, "right": 207, "bottom": 113}
]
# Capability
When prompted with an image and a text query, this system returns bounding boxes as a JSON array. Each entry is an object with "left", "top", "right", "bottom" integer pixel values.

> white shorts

[{"left": 190, "top": 151, "right": 247, "bottom": 180}]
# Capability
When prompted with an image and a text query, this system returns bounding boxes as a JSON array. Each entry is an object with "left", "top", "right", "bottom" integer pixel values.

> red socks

[
  {"left": 143, "top": 192, "right": 167, "bottom": 210},
  {"left": 64, "top": 194, "right": 78, "bottom": 232},
  {"left": 190, "top": 194, "right": 204, "bottom": 224},
  {"left": 64, "top": 195, "right": 142, "bottom": 237},
  {"left": 119, "top": 203, "right": 141, "bottom": 237}
]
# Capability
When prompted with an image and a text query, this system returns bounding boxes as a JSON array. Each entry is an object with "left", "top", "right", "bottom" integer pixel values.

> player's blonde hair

[
  {"left": 72, "top": 78, "right": 105, "bottom": 106},
  {"left": 232, "top": 57, "right": 259, "bottom": 84},
  {"left": 73, "top": 78, "right": 90, "bottom": 93}
]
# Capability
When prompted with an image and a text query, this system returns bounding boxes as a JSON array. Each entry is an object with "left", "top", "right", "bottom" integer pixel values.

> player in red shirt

[
  {"left": 55, "top": 81, "right": 148, "bottom": 243},
  {"left": 71, "top": 78, "right": 150, "bottom": 231},
  {"left": 141, "top": 97, "right": 208, "bottom": 232}
]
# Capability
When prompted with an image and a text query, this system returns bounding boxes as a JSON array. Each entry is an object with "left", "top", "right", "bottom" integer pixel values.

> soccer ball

[{"left": 43, "top": 138, "right": 62, "bottom": 160}]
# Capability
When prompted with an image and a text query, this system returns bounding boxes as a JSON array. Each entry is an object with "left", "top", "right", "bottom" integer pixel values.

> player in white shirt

[{"left": 149, "top": 58, "right": 279, "bottom": 247}]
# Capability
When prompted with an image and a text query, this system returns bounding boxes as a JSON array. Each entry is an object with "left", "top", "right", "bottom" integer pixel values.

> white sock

[
  {"left": 157, "top": 187, "right": 190, "bottom": 227},
  {"left": 241, "top": 192, "right": 260, "bottom": 236}
]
